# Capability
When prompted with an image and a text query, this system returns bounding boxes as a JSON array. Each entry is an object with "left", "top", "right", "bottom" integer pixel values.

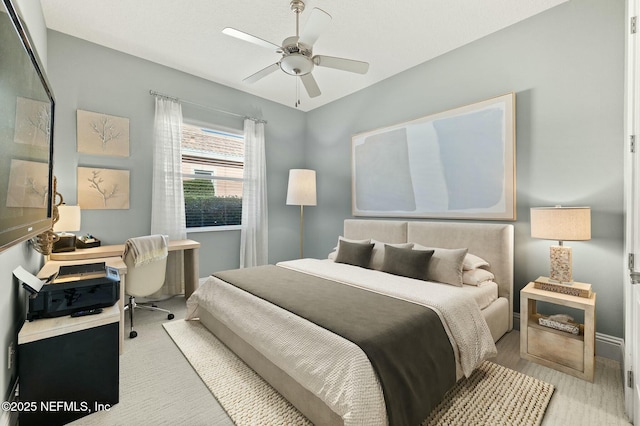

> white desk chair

[{"left": 123, "top": 235, "right": 174, "bottom": 338}]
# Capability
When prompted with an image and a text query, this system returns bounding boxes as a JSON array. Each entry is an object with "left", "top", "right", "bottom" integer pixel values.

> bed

[{"left": 186, "top": 219, "right": 514, "bottom": 425}]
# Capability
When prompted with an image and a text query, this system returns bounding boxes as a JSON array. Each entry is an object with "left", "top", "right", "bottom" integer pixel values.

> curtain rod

[{"left": 149, "top": 90, "right": 266, "bottom": 124}]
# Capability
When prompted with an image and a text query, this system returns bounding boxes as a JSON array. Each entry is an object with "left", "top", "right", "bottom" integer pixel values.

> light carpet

[{"left": 164, "top": 319, "right": 555, "bottom": 426}]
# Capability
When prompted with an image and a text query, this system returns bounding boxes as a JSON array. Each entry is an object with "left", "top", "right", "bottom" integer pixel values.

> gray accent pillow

[
  {"left": 414, "top": 244, "right": 468, "bottom": 287},
  {"left": 369, "top": 240, "right": 414, "bottom": 270},
  {"left": 328, "top": 237, "right": 371, "bottom": 261},
  {"left": 381, "top": 245, "right": 434, "bottom": 281},
  {"left": 334, "top": 240, "right": 375, "bottom": 269}
]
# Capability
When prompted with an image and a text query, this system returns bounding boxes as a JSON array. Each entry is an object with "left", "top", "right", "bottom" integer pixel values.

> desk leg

[
  {"left": 118, "top": 274, "right": 125, "bottom": 355},
  {"left": 184, "top": 247, "right": 200, "bottom": 300}
]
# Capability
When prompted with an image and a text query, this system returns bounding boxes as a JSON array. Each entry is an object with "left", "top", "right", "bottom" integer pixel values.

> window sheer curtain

[
  {"left": 240, "top": 119, "right": 268, "bottom": 268},
  {"left": 151, "top": 96, "right": 187, "bottom": 296}
]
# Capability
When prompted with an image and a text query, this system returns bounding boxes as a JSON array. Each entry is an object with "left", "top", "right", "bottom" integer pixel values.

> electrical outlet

[{"left": 7, "top": 342, "right": 15, "bottom": 370}]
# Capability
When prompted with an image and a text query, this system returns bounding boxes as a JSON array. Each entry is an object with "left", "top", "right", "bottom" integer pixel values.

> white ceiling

[{"left": 40, "top": 0, "right": 568, "bottom": 112}]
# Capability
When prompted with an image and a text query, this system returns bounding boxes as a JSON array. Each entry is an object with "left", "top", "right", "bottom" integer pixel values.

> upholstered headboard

[{"left": 344, "top": 219, "right": 514, "bottom": 329}]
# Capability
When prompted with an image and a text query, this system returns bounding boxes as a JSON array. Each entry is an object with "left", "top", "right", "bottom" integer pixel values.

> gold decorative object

[{"left": 30, "top": 177, "right": 62, "bottom": 255}]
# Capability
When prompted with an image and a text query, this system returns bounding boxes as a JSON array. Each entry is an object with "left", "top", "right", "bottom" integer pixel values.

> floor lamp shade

[
  {"left": 286, "top": 169, "right": 316, "bottom": 259},
  {"left": 530, "top": 206, "right": 591, "bottom": 283},
  {"left": 286, "top": 169, "right": 317, "bottom": 206}
]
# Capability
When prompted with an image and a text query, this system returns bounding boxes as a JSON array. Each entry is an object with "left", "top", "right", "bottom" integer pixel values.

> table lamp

[
  {"left": 530, "top": 206, "right": 591, "bottom": 283},
  {"left": 286, "top": 169, "right": 316, "bottom": 258},
  {"left": 52, "top": 205, "right": 81, "bottom": 253}
]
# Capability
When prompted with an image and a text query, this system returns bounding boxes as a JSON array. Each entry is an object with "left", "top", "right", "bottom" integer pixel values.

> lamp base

[
  {"left": 549, "top": 245, "right": 572, "bottom": 283},
  {"left": 534, "top": 276, "right": 592, "bottom": 298},
  {"left": 52, "top": 234, "right": 77, "bottom": 253}
]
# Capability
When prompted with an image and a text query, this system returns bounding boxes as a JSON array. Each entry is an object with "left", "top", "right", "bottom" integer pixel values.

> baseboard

[
  {"left": 512, "top": 313, "right": 624, "bottom": 363},
  {"left": 0, "top": 380, "right": 18, "bottom": 426},
  {"left": 595, "top": 332, "right": 625, "bottom": 364}
]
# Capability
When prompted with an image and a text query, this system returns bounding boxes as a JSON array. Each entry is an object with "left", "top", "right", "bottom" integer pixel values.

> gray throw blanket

[{"left": 214, "top": 265, "right": 456, "bottom": 426}]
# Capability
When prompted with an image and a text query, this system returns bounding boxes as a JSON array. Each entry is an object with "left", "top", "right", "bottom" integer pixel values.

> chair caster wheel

[
  {"left": 129, "top": 330, "right": 138, "bottom": 338},
  {"left": 168, "top": 313, "right": 175, "bottom": 320}
]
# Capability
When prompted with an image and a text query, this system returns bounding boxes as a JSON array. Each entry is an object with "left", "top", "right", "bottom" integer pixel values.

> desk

[
  {"left": 18, "top": 304, "right": 119, "bottom": 425},
  {"left": 38, "top": 257, "right": 127, "bottom": 354},
  {"left": 50, "top": 239, "right": 201, "bottom": 299}
]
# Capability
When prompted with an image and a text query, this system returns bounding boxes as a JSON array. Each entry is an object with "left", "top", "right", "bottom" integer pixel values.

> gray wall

[
  {"left": 46, "top": 31, "right": 308, "bottom": 275},
  {"left": 305, "top": 0, "right": 625, "bottom": 337}
]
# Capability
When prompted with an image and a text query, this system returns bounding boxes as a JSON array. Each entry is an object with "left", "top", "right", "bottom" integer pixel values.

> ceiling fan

[{"left": 222, "top": 0, "right": 369, "bottom": 103}]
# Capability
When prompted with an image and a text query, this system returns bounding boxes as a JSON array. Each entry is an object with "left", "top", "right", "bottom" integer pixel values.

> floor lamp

[{"left": 286, "top": 169, "right": 316, "bottom": 258}]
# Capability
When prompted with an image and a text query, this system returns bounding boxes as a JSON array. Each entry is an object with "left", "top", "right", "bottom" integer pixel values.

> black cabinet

[{"left": 18, "top": 307, "right": 119, "bottom": 426}]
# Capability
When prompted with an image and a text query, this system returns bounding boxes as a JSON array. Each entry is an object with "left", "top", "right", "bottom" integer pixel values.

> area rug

[{"left": 164, "top": 319, "right": 555, "bottom": 426}]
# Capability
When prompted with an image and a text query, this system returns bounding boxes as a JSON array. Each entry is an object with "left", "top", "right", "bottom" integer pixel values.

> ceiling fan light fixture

[{"left": 280, "top": 53, "right": 314, "bottom": 76}]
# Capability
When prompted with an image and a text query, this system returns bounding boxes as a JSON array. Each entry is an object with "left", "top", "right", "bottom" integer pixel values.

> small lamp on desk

[
  {"left": 530, "top": 205, "right": 591, "bottom": 283},
  {"left": 52, "top": 205, "right": 81, "bottom": 253}
]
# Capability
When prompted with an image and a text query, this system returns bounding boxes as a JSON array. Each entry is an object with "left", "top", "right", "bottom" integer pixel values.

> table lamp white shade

[
  {"left": 530, "top": 206, "right": 591, "bottom": 242},
  {"left": 286, "top": 169, "right": 317, "bottom": 206},
  {"left": 530, "top": 206, "right": 591, "bottom": 283},
  {"left": 53, "top": 205, "right": 81, "bottom": 233}
]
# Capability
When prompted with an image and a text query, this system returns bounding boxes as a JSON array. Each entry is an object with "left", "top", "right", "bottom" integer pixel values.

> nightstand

[{"left": 520, "top": 281, "right": 596, "bottom": 381}]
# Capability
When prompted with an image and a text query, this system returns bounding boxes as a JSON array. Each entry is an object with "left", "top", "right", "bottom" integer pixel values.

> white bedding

[
  {"left": 186, "top": 259, "right": 497, "bottom": 426},
  {"left": 463, "top": 281, "right": 498, "bottom": 310}
]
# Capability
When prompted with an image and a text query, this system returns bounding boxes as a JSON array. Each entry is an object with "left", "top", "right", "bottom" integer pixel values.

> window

[{"left": 181, "top": 123, "right": 244, "bottom": 229}]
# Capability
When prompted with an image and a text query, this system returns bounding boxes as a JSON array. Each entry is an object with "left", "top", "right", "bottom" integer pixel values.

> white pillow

[
  {"left": 369, "top": 240, "right": 414, "bottom": 270},
  {"left": 463, "top": 253, "right": 490, "bottom": 271},
  {"left": 328, "top": 236, "right": 371, "bottom": 261},
  {"left": 463, "top": 268, "right": 495, "bottom": 286}
]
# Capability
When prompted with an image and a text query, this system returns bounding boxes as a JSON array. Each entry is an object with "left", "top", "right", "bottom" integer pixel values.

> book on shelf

[{"left": 533, "top": 276, "right": 592, "bottom": 298}]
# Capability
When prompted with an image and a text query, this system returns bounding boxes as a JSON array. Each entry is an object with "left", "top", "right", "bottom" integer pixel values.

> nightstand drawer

[{"left": 527, "top": 326, "right": 584, "bottom": 371}]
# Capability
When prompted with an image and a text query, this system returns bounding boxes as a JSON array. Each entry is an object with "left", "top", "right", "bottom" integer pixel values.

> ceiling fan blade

[
  {"left": 222, "top": 27, "right": 281, "bottom": 51},
  {"left": 300, "top": 73, "right": 321, "bottom": 98},
  {"left": 243, "top": 63, "right": 280, "bottom": 84},
  {"left": 298, "top": 8, "right": 331, "bottom": 47},
  {"left": 313, "top": 55, "right": 369, "bottom": 74}
]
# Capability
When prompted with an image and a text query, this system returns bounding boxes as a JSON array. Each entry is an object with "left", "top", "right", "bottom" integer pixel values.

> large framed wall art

[{"left": 352, "top": 93, "right": 516, "bottom": 220}]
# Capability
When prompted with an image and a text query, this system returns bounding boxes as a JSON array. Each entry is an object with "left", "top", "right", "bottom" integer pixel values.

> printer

[{"left": 26, "top": 262, "right": 120, "bottom": 321}]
